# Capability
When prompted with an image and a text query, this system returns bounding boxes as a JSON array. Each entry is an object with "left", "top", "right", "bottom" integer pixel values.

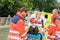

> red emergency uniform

[
  {"left": 48, "top": 22, "right": 56, "bottom": 40},
  {"left": 47, "top": 12, "right": 58, "bottom": 40},
  {"left": 8, "top": 11, "right": 27, "bottom": 40},
  {"left": 55, "top": 16, "right": 60, "bottom": 40}
]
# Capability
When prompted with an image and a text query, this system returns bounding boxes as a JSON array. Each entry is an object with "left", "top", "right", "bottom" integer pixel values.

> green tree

[
  {"left": 0, "top": 0, "right": 58, "bottom": 17},
  {"left": 0, "top": 0, "right": 33, "bottom": 17},
  {"left": 31, "top": 0, "right": 58, "bottom": 12}
]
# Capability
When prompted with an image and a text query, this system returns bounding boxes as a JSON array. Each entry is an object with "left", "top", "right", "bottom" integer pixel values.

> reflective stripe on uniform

[
  {"left": 46, "top": 28, "right": 49, "bottom": 30},
  {"left": 22, "top": 32, "right": 27, "bottom": 37},
  {"left": 10, "top": 30, "right": 19, "bottom": 34},
  {"left": 56, "top": 31, "right": 60, "bottom": 34},
  {"left": 50, "top": 36, "right": 55, "bottom": 38},
  {"left": 56, "top": 31, "right": 60, "bottom": 38},
  {"left": 56, "top": 33, "right": 59, "bottom": 35},
  {"left": 50, "top": 24, "right": 55, "bottom": 26},
  {"left": 8, "top": 36, "right": 20, "bottom": 40},
  {"left": 48, "top": 35, "right": 55, "bottom": 38}
]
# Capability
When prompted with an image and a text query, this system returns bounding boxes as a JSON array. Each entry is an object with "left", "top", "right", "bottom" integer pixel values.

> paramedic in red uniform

[
  {"left": 8, "top": 7, "right": 28, "bottom": 40},
  {"left": 55, "top": 15, "right": 60, "bottom": 40},
  {"left": 47, "top": 9, "right": 58, "bottom": 40}
]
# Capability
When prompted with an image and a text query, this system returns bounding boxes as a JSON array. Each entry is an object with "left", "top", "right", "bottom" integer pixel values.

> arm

[
  {"left": 16, "top": 19, "right": 27, "bottom": 40},
  {"left": 47, "top": 25, "right": 53, "bottom": 39}
]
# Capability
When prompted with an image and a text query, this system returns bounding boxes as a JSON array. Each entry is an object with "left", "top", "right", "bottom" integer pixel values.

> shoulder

[
  {"left": 56, "top": 16, "right": 60, "bottom": 19},
  {"left": 12, "top": 15, "right": 21, "bottom": 24}
]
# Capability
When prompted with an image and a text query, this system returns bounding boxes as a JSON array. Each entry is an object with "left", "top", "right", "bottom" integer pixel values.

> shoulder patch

[
  {"left": 54, "top": 16, "right": 60, "bottom": 22},
  {"left": 12, "top": 15, "right": 20, "bottom": 24},
  {"left": 57, "top": 16, "right": 60, "bottom": 20}
]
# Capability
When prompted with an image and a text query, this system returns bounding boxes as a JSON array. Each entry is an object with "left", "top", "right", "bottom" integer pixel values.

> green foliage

[
  {"left": 0, "top": 0, "right": 33, "bottom": 17},
  {"left": 31, "top": 0, "right": 58, "bottom": 12},
  {"left": 0, "top": 0, "right": 58, "bottom": 17}
]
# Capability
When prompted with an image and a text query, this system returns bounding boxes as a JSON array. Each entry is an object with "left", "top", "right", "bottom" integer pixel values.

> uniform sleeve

[
  {"left": 47, "top": 25, "right": 53, "bottom": 39},
  {"left": 16, "top": 19, "right": 27, "bottom": 40}
]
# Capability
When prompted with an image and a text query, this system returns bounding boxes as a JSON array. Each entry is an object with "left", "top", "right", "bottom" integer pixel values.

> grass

[{"left": 0, "top": 28, "right": 9, "bottom": 40}]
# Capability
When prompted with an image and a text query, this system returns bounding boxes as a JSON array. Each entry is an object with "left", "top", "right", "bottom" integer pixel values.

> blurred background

[{"left": 0, "top": 0, "right": 60, "bottom": 40}]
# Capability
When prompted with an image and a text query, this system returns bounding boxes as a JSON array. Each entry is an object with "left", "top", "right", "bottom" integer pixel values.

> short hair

[{"left": 20, "top": 7, "right": 27, "bottom": 13}]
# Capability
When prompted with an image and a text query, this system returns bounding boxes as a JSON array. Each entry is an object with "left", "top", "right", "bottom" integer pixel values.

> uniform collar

[{"left": 16, "top": 11, "right": 24, "bottom": 20}]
